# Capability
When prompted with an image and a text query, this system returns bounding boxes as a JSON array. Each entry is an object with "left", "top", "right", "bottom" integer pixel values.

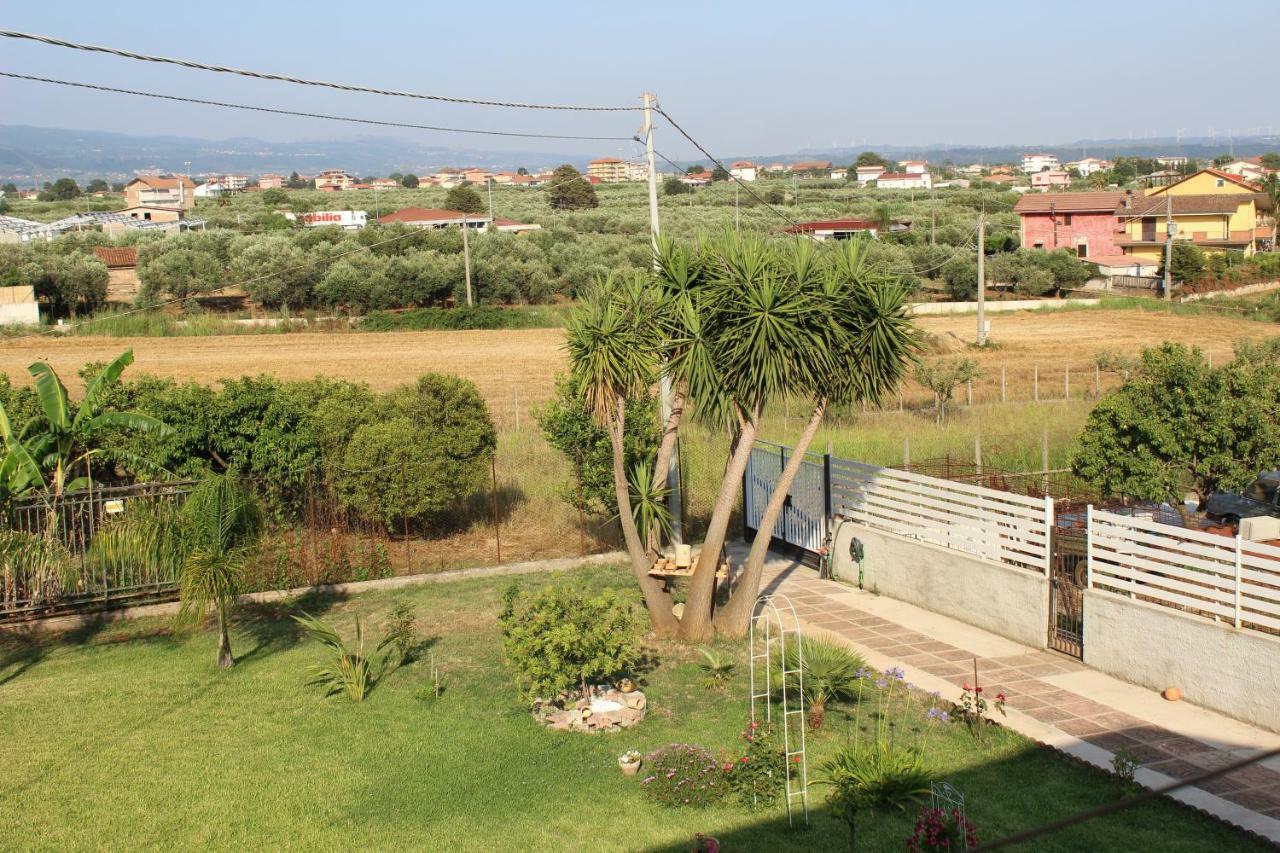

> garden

[{"left": 0, "top": 562, "right": 1268, "bottom": 851}]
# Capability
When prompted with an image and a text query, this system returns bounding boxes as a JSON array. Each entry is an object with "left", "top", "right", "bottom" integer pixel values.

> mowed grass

[{"left": 0, "top": 564, "right": 1267, "bottom": 852}]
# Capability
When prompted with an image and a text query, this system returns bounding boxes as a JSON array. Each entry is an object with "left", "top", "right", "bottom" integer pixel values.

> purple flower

[{"left": 876, "top": 678, "right": 889, "bottom": 688}]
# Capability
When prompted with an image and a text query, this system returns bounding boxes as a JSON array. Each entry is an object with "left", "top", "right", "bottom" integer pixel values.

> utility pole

[
  {"left": 735, "top": 183, "right": 740, "bottom": 232},
  {"left": 976, "top": 213, "right": 987, "bottom": 345},
  {"left": 642, "top": 91, "right": 682, "bottom": 543},
  {"left": 487, "top": 177, "right": 494, "bottom": 222},
  {"left": 930, "top": 188, "right": 936, "bottom": 246},
  {"left": 1162, "top": 190, "right": 1175, "bottom": 301},
  {"left": 461, "top": 213, "right": 473, "bottom": 306}
]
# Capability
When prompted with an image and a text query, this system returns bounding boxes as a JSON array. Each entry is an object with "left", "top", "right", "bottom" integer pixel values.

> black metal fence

[{"left": 2, "top": 480, "right": 198, "bottom": 618}]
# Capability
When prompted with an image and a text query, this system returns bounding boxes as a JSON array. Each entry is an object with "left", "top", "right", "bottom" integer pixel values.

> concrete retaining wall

[
  {"left": 1083, "top": 590, "right": 1280, "bottom": 732},
  {"left": 830, "top": 521, "right": 1049, "bottom": 648},
  {"left": 1180, "top": 280, "right": 1280, "bottom": 303}
]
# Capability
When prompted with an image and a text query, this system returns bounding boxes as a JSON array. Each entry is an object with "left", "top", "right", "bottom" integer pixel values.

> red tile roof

[
  {"left": 91, "top": 246, "right": 138, "bottom": 268},
  {"left": 784, "top": 218, "right": 877, "bottom": 234},
  {"left": 789, "top": 160, "right": 832, "bottom": 171},
  {"left": 589, "top": 157, "right": 623, "bottom": 164},
  {"left": 127, "top": 176, "right": 195, "bottom": 190},
  {"left": 1013, "top": 191, "right": 1127, "bottom": 213},
  {"left": 1201, "top": 167, "right": 1263, "bottom": 192}
]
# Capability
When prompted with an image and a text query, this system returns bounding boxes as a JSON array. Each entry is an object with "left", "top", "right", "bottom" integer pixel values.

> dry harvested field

[{"left": 0, "top": 309, "right": 1274, "bottom": 412}]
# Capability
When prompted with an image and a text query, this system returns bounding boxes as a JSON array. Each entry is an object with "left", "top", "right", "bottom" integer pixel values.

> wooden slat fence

[
  {"left": 829, "top": 458, "right": 1053, "bottom": 575},
  {"left": 1088, "top": 507, "right": 1280, "bottom": 636}
]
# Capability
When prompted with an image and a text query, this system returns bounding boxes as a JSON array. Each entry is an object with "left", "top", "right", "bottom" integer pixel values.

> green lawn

[{"left": 0, "top": 564, "right": 1266, "bottom": 852}]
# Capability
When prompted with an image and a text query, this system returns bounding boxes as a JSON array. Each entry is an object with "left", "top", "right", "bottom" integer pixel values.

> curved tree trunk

[
  {"left": 715, "top": 400, "right": 826, "bottom": 637},
  {"left": 216, "top": 605, "right": 235, "bottom": 669},
  {"left": 648, "top": 381, "right": 687, "bottom": 556},
  {"left": 608, "top": 397, "right": 679, "bottom": 636},
  {"left": 679, "top": 407, "right": 760, "bottom": 641}
]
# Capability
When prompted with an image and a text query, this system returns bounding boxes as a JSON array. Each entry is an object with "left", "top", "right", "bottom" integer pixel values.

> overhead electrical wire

[
  {"left": 0, "top": 30, "right": 643, "bottom": 112},
  {"left": 0, "top": 72, "right": 634, "bottom": 142}
]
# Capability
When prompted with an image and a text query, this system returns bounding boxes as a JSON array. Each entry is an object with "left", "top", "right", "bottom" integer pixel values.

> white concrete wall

[
  {"left": 830, "top": 521, "right": 1050, "bottom": 649},
  {"left": 0, "top": 301, "right": 39, "bottom": 326},
  {"left": 906, "top": 298, "right": 1099, "bottom": 316},
  {"left": 1083, "top": 590, "right": 1280, "bottom": 732}
]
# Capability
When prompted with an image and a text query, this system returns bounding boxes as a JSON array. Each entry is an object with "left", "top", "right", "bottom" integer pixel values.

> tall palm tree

[
  {"left": 565, "top": 274, "right": 679, "bottom": 635},
  {"left": 714, "top": 238, "right": 918, "bottom": 636},
  {"left": 175, "top": 475, "right": 264, "bottom": 669}
]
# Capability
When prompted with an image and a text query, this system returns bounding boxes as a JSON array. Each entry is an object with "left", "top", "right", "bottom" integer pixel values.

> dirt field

[{"left": 0, "top": 309, "right": 1273, "bottom": 414}]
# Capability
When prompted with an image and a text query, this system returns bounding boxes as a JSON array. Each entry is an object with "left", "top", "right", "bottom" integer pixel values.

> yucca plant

[
  {"left": 294, "top": 612, "right": 381, "bottom": 702},
  {"left": 784, "top": 636, "right": 866, "bottom": 730},
  {"left": 696, "top": 645, "right": 736, "bottom": 689},
  {"left": 627, "top": 462, "right": 672, "bottom": 555},
  {"left": 175, "top": 475, "right": 264, "bottom": 670}
]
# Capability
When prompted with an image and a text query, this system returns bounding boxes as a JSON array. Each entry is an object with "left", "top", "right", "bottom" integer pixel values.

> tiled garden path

[{"left": 742, "top": 549, "right": 1280, "bottom": 843}]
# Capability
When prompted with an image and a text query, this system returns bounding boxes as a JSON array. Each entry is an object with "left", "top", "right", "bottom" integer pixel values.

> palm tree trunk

[
  {"left": 216, "top": 603, "right": 234, "bottom": 669},
  {"left": 679, "top": 407, "right": 760, "bottom": 641},
  {"left": 609, "top": 397, "right": 679, "bottom": 636},
  {"left": 715, "top": 399, "right": 826, "bottom": 637}
]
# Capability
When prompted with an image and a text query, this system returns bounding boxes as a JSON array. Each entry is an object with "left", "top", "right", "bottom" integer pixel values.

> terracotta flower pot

[{"left": 619, "top": 759, "right": 642, "bottom": 777}]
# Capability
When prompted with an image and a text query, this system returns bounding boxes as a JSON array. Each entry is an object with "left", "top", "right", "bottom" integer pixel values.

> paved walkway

[{"left": 737, "top": 546, "right": 1280, "bottom": 844}]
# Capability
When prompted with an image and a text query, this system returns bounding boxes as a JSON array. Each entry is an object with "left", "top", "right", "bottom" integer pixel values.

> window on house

[
  {"left": 1062, "top": 214, "right": 1073, "bottom": 225},
  {"left": 1216, "top": 178, "right": 1225, "bottom": 187},
  {"left": 1033, "top": 241, "right": 1044, "bottom": 249}
]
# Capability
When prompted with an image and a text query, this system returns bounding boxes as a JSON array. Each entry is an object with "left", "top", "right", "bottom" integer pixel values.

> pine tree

[{"left": 546, "top": 164, "right": 598, "bottom": 210}]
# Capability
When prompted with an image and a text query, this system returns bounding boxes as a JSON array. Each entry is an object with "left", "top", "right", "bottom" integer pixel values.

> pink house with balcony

[{"left": 1013, "top": 191, "right": 1126, "bottom": 258}]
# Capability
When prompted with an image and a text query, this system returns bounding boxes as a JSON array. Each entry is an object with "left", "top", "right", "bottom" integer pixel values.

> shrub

[
  {"left": 640, "top": 744, "right": 726, "bottom": 808},
  {"left": 498, "top": 582, "right": 642, "bottom": 701},
  {"left": 336, "top": 374, "right": 496, "bottom": 530},
  {"left": 820, "top": 741, "right": 931, "bottom": 846},
  {"left": 383, "top": 602, "right": 420, "bottom": 665},
  {"left": 784, "top": 636, "right": 865, "bottom": 729},
  {"left": 724, "top": 721, "right": 788, "bottom": 811},
  {"left": 696, "top": 646, "right": 736, "bottom": 689},
  {"left": 536, "top": 374, "right": 660, "bottom": 515},
  {"left": 907, "top": 807, "right": 978, "bottom": 852}
]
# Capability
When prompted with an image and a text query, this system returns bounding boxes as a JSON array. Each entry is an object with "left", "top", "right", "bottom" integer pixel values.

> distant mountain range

[{"left": 2, "top": 124, "right": 1277, "bottom": 183}]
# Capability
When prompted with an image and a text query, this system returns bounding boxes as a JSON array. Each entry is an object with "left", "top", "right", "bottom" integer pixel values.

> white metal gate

[{"left": 743, "top": 442, "right": 828, "bottom": 554}]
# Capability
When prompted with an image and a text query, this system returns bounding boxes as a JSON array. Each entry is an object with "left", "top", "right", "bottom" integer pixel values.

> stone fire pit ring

[{"left": 534, "top": 686, "right": 647, "bottom": 733}]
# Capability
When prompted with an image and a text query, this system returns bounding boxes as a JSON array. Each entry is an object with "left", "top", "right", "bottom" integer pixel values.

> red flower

[
  {"left": 974, "top": 686, "right": 984, "bottom": 693},
  {"left": 791, "top": 756, "right": 802, "bottom": 763},
  {"left": 740, "top": 756, "right": 749, "bottom": 764},
  {"left": 996, "top": 692, "right": 1006, "bottom": 702},
  {"left": 962, "top": 683, "right": 971, "bottom": 691}
]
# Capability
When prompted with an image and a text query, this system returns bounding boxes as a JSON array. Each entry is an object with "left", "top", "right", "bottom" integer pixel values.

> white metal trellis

[{"left": 748, "top": 593, "right": 809, "bottom": 827}]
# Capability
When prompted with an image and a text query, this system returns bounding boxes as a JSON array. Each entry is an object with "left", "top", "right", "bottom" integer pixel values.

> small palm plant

[
  {"left": 696, "top": 646, "right": 737, "bottom": 689},
  {"left": 175, "top": 475, "right": 264, "bottom": 669},
  {"left": 820, "top": 740, "right": 931, "bottom": 852},
  {"left": 294, "top": 612, "right": 383, "bottom": 702},
  {"left": 785, "top": 636, "right": 865, "bottom": 730}
]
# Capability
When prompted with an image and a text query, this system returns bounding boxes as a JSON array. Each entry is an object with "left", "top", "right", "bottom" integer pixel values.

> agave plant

[
  {"left": 696, "top": 645, "right": 736, "bottom": 689},
  {"left": 784, "top": 636, "right": 866, "bottom": 730},
  {"left": 294, "top": 612, "right": 383, "bottom": 702}
]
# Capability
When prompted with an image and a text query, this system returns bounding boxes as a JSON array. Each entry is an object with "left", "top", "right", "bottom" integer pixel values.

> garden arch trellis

[{"left": 748, "top": 593, "right": 809, "bottom": 827}]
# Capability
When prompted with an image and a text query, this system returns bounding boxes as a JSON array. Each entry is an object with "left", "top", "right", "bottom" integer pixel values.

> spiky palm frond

[
  {"left": 696, "top": 645, "right": 737, "bottom": 688},
  {"left": 294, "top": 612, "right": 376, "bottom": 702}
]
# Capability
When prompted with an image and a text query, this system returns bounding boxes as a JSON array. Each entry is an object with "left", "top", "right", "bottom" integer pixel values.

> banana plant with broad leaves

[{"left": 0, "top": 349, "right": 172, "bottom": 507}]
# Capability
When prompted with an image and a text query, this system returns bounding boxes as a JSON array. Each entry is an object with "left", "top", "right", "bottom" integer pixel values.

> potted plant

[{"left": 618, "top": 749, "right": 643, "bottom": 777}]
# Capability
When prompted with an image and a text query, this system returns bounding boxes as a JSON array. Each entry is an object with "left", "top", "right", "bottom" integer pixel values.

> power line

[
  {"left": 652, "top": 108, "right": 800, "bottom": 226},
  {"left": 0, "top": 30, "right": 642, "bottom": 112},
  {"left": 0, "top": 72, "right": 633, "bottom": 142}
]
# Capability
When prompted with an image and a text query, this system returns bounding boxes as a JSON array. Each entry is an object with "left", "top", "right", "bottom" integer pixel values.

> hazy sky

[{"left": 3, "top": 1, "right": 1277, "bottom": 158}]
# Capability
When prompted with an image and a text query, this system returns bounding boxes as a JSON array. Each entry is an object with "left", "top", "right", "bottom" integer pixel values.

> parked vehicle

[{"left": 1204, "top": 471, "right": 1280, "bottom": 525}]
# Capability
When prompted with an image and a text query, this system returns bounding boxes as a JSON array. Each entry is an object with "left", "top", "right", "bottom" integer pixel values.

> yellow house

[{"left": 1115, "top": 168, "right": 1275, "bottom": 262}]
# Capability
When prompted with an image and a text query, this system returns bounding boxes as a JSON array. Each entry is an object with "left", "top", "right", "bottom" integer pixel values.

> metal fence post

[
  {"left": 1085, "top": 504, "right": 1094, "bottom": 589},
  {"left": 822, "top": 453, "right": 834, "bottom": 523},
  {"left": 1043, "top": 495, "right": 1054, "bottom": 577},
  {"left": 1233, "top": 532, "right": 1243, "bottom": 629},
  {"left": 1033, "top": 363, "right": 1039, "bottom": 401}
]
